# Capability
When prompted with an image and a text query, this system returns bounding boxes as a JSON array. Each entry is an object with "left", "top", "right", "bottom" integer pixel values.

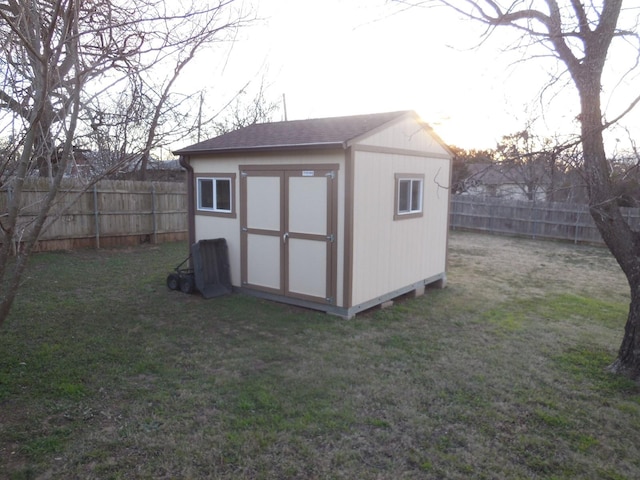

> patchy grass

[{"left": 1, "top": 232, "right": 638, "bottom": 479}]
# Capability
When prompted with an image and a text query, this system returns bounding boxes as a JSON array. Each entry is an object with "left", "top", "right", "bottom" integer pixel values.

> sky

[{"left": 179, "top": 0, "right": 639, "bottom": 152}]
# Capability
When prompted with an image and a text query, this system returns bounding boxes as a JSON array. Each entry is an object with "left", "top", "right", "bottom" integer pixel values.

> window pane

[
  {"left": 215, "top": 179, "right": 231, "bottom": 211},
  {"left": 411, "top": 179, "right": 422, "bottom": 212},
  {"left": 398, "top": 180, "right": 410, "bottom": 213},
  {"left": 199, "top": 179, "right": 213, "bottom": 209}
]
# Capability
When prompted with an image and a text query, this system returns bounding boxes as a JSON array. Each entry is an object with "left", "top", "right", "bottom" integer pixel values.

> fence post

[
  {"left": 93, "top": 184, "right": 100, "bottom": 249},
  {"left": 151, "top": 183, "right": 158, "bottom": 244},
  {"left": 530, "top": 202, "right": 535, "bottom": 239},
  {"left": 5, "top": 183, "right": 16, "bottom": 255},
  {"left": 447, "top": 195, "right": 640, "bottom": 245}
]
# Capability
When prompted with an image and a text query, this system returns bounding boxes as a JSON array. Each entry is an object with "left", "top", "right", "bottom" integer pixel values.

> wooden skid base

[{"left": 236, "top": 273, "right": 447, "bottom": 319}]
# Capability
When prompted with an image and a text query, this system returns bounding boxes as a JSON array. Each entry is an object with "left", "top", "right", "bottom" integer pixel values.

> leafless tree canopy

[
  {"left": 399, "top": 1, "right": 640, "bottom": 379},
  {"left": 0, "top": 0, "right": 253, "bottom": 326}
]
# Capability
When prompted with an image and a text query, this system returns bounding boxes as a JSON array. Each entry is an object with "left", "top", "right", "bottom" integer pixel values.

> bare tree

[
  {"left": 400, "top": 1, "right": 640, "bottom": 378},
  {"left": 0, "top": 0, "right": 249, "bottom": 327},
  {"left": 0, "top": 0, "right": 86, "bottom": 324},
  {"left": 133, "top": 2, "right": 250, "bottom": 180},
  {"left": 448, "top": 145, "right": 493, "bottom": 194},
  {"left": 609, "top": 154, "right": 640, "bottom": 208},
  {"left": 211, "top": 75, "right": 281, "bottom": 136},
  {"left": 77, "top": 1, "right": 252, "bottom": 179},
  {"left": 493, "top": 129, "right": 570, "bottom": 201}
]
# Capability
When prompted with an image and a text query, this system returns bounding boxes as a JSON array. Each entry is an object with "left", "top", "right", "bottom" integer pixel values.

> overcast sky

[{"left": 182, "top": 0, "right": 639, "bottom": 152}]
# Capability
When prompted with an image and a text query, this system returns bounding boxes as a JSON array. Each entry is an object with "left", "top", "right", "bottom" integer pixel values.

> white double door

[{"left": 240, "top": 166, "right": 336, "bottom": 304}]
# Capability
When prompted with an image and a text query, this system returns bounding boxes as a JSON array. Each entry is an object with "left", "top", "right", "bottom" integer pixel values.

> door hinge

[
  {"left": 326, "top": 171, "right": 335, "bottom": 179},
  {"left": 326, "top": 234, "right": 334, "bottom": 242},
  {"left": 241, "top": 171, "right": 248, "bottom": 177},
  {"left": 241, "top": 227, "right": 248, "bottom": 232}
]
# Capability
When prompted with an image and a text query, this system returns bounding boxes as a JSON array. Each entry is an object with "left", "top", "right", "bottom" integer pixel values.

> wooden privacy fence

[
  {"left": 0, "top": 179, "right": 188, "bottom": 251},
  {"left": 450, "top": 195, "right": 640, "bottom": 245}
]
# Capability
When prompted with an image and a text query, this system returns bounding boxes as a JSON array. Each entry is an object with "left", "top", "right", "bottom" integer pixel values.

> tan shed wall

[
  {"left": 357, "top": 116, "right": 451, "bottom": 157},
  {"left": 350, "top": 149, "right": 450, "bottom": 306},
  {"left": 190, "top": 151, "right": 346, "bottom": 306}
]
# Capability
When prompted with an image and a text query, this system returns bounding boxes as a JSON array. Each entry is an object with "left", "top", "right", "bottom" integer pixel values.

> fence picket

[
  {"left": 10, "top": 185, "right": 637, "bottom": 252},
  {"left": 450, "top": 196, "right": 640, "bottom": 245},
  {"left": 0, "top": 179, "right": 188, "bottom": 251}
]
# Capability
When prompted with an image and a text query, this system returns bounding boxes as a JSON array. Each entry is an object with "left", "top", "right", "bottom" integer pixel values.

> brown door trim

[{"left": 240, "top": 164, "right": 339, "bottom": 304}]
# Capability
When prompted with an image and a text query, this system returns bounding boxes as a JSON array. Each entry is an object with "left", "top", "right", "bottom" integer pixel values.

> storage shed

[{"left": 174, "top": 110, "right": 452, "bottom": 318}]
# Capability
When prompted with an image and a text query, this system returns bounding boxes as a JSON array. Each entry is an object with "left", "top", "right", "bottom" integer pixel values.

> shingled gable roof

[{"left": 174, "top": 110, "right": 417, "bottom": 155}]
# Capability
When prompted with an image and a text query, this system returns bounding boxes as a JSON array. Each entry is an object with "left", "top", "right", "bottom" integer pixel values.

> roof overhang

[{"left": 173, "top": 141, "right": 346, "bottom": 157}]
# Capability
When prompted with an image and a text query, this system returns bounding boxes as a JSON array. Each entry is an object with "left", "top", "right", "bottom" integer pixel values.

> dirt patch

[{"left": 447, "top": 231, "right": 628, "bottom": 304}]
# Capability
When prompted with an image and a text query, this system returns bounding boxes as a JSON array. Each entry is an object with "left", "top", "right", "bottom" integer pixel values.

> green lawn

[{"left": 1, "top": 232, "right": 638, "bottom": 479}]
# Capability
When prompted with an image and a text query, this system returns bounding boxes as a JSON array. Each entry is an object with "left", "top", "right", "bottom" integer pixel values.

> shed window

[
  {"left": 394, "top": 174, "right": 424, "bottom": 220},
  {"left": 197, "top": 176, "right": 234, "bottom": 214}
]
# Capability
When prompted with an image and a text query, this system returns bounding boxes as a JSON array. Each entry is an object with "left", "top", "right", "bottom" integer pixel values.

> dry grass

[{"left": 1, "top": 231, "right": 638, "bottom": 479}]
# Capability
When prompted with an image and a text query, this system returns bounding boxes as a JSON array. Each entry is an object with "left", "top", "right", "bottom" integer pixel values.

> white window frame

[
  {"left": 196, "top": 174, "right": 235, "bottom": 216},
  {"left": 394, "top": 174, "right": 424, "bottom": 220}
]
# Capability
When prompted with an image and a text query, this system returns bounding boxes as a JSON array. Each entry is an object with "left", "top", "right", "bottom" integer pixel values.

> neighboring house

[
  {"left": 173, "top": 110, "right": 452, "bottom": 318},
  {"left": 65, "top": 148, "right": 130, "bottom": 178},
  {"left": 462, "top": 163, "right": 550, "bottom": 201},
  {"left": 67, "top": 149, "right": 185, "bottom": 181},
  {"left": 113, "top": 158, "right": 186, "bottom": 182}
]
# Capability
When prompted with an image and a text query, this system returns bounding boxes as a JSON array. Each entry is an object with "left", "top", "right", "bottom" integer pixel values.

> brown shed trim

[
  {"left": 239, "top": 168, "right": 285, "bottom": 296},
  {"left": 178, "top": 155, "right": 196, "bottom": 250},
  {"left": 194, "top": 172, "right": 237, "bottom": 219},
  {"left": 393, "top": 173, "right": 425, "bottom": 221},
  {"left": 344, "top": 111, "right": 413, "bottom": 147},
  {"left": 343, "top": 147, "right": 355, "bottom": 309},
  {"left": 327, "top": 170, "right": 338, "bottom": 305},
  {"left": 239, "top": 163, "right": 340, "bottom": 305},
  {"left": 239, "top": 163, "right": 339, "bottom": 172},
  {"left": 352, "top": 144, "right": 452, "bottom": 160}
]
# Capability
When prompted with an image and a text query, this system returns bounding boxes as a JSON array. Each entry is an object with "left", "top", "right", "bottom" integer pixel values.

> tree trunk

[
  {"left": 423, "top": 0, "right": 638, "bottom": 378},
  {"left": 609, "top": 283, "right": 640, "bottom": 377},
  {"left": 578, "top": 76, "right": 640, "bottom": 379}
]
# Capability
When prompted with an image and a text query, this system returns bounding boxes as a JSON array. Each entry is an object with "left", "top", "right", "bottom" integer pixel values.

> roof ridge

[
  {"left": 173, "top": 110, "right": 416, "bottom": 155},
  {"left": 245, "top": 109, "right": 412, "bottom": 126}
]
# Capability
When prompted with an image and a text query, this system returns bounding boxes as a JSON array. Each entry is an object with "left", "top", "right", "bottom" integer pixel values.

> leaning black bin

[{"left": 190, "top": 238, "right": 232, "bottom": 299}]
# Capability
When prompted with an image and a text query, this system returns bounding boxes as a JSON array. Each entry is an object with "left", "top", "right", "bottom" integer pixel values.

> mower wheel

[
  {"left": 180, "top": 274, "right": 195, "bottom": 294},
  {"left": 166, "top": 273, "right": 181, "bottom": 290}
]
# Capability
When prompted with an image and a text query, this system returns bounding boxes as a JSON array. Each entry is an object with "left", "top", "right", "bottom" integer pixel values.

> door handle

[{"left": 283, "top": 232, "right": 289, "bottom": 243}]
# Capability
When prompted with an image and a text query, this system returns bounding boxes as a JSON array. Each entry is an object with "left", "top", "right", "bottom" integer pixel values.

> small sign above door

[{"left": 302, "top": 170, "right": 315, "bottom": 177}]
